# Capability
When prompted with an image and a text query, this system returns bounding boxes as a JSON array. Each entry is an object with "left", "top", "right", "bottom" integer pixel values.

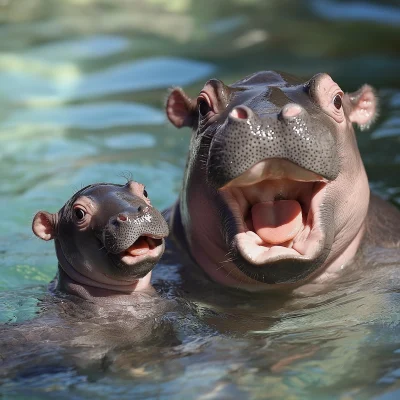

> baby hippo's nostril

[
  {"left": 138, "top": 205, "right": 149, "bottom": 213},
  {"left": 117, "top": 213, "right": 128, "bottom": 222},
  {"left": 230, "top": 106, "right": 249, "bottom": 120},
  {"left": 281, "top": 103, "right": 303, "bottom": 119}
]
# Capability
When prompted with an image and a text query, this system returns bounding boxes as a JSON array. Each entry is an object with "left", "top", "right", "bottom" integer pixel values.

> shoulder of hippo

[
  {"left": 164, "top": 201, "right": 188, "bottom": 253},
  {"left": 163, "top": 200, "right": 215, "bottom": 285},
  {"left": 47, "top": 272, "right": 60, "bottom": 294},
  {"left": 162, "top": 204, "right": 175, "bottom": 230},
  {"left": 363, "top": 193, "right": 400, "bottom": 249}
]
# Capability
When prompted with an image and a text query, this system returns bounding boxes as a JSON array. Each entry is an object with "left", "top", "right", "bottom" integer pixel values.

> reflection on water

[
  {"left": 0, "top": 0, "right": 399, "bottom": 398},
  {"left": 26, "top": 35, "right": 131, "bottom": 61},
  {"left": 311, "top": 0, "right": 400, "bottom": 25},
  {"left": 4, "top": 101, "right": 165, "bottom": 129},
  {"left": 0, "top": 56, "right": 214, "bottom": 102}
]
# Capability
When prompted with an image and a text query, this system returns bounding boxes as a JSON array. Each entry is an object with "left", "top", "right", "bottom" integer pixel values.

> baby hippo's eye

[
  {"left": 74, "top": 208, "right": 86, "bottom": 220},
  {"left": 198, "top": 98, "right": 211, "bottom": 116},
  {"left": 333, "top": 94, "right": 342, "bottom": 110},
  {"left": 143, "top": 189, "right": 148, "bottom": 198}
]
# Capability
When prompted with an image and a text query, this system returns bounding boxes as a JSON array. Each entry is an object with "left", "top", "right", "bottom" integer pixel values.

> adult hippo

[{"left": 165, "top": 71, "right": 400, "bottom": 291}]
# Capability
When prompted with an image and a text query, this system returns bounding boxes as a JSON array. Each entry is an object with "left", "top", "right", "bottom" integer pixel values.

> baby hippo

[
  {"left": 1, "top": 181, "right": 173, "bottom": 381},
  {"left": 32, "top": 180, "right": 169, "bottom": 299}
]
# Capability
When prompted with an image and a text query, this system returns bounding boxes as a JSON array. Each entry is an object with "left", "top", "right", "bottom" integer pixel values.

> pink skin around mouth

[
  {"left": 103, "top": 236, "right": 164, "bottom": 283},
  {"left": 184, "top": 159, "right": 338, "bottom": 291},
  {"left": 117, "top": 236, "right": 163, "bottom": 266},
  {"left": 219, "top": 159, "right": 328, "bottom": 266},
  {"left": 251, "top": 200, "right": 303, "bottom": 245},
  {"left": 222, "top": 180, "right": 327, "bottom": 264}
]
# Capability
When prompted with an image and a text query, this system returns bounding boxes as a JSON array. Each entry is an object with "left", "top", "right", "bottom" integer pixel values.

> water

[{"left": 0, "top": 0, "right": 399, "bottom": 398}]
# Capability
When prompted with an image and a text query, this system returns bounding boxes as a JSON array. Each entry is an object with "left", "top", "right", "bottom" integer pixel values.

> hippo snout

[
  {"left": 103, "top": 206, "right": 169, "bottom": 255},
  {"left": 207, "top": 103, "right": 340, "bottom": 188}
]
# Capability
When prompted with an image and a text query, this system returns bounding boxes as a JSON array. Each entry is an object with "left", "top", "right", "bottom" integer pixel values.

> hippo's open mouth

[
  {"left": 218, "top": 158, "right": 330, "bottom": 282},
  {"left": 108, "top": 235, "right": 164, "bottom": 268},
  {"left": 117, "top": 235, "right": 164, "bottom": 266},
  {"left": 102, "top": 233, "right": 165, "bottom": 280}
]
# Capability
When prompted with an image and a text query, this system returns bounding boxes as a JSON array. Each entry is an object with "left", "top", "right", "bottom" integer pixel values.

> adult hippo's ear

[
  {"left": 346, "top": 84, "right": 378, "bottom": 130},
  {"left": 166, "top": 88, "right": 196, "bottom": 128},
  {"left": 32, "top": 211, "right": 58, "bottom": 241}
]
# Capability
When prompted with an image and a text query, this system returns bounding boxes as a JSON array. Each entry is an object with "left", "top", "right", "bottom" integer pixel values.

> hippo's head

[
  {"left": 166, "top": 71, "right": 377, "bottom": 288},
  {"left": 32, "top": 181, "right": 169, "bottom": 292}
]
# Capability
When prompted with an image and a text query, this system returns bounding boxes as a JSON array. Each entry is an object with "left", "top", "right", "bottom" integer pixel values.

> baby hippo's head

[{"left": 32, "top": 181, "right": 169, "bottom": 293}]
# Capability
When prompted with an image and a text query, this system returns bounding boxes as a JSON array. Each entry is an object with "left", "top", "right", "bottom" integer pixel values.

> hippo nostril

[
  {"left": 117, "top": 213, "right": 128, "bottom": 222},
  {"left": 138, "top": 206, "right": 149, "bottom": 213},
  {"left": 281, "top": 104, "right": 303, "bottom": 119},
  {"left": 230, "top": 106, "right": 249, "bottom": 120}
]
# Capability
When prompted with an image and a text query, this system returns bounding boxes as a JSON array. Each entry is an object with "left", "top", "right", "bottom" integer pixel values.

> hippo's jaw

[
  {"left": 101, "top": 204, "right": 169, "bottom": 279},
  {"left": 106, "top": 235, "right": 165, "bottom": 279},
  {"left": 217, "top": 159, "right": 333, "bottom": 284}
]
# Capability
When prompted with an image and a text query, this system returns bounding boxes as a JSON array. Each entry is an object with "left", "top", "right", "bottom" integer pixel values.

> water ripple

[
  {"left": 0, "top": 56, "right": 215, "bottom": 103},
  {"left": 3, "top": 102, "right": 165, "bottom": 129},
  {"left": 73, "top": 57, "right": 216, "bottom": 100},
  {"left": 310, "top": 0, "right": 400, "bottom": 26},
  {"left": 26, "top": 35, "right": 130, "bottom": 61}
]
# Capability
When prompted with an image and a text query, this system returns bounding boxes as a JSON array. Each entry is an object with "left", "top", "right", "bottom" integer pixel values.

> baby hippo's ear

[
  {"left": 347, "top": 84, "right": 378, "bottom": 130},
  {"left": 32, "top": 211, "right": 58, "bottom": 241},
  {"left": 166, "top": 88, "right": 196, "bottom": 128}
]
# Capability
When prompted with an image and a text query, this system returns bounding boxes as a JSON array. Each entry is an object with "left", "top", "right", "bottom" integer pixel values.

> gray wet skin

[
  {"left": 166, "top": 70, "right": 400, "bottom": 289},
  {"left": 32, "top": 180, "right": 170, "bottom": 299},
  {"left": 0, "top": 182, "right": 173, "bottom": 379}
]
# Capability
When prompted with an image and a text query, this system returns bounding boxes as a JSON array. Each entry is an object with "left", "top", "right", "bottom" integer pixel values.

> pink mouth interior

[
  {"left": 219, "top": 159, "right": 328, "bottom": 264},
  {"left": 120, "top": 236, "right": 163, "bottom": 264},
  {"left": 251, "top": 200, "right": 303, "bottom": 244}
]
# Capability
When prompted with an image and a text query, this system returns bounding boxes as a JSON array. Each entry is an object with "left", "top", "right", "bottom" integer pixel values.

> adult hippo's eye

[
  {"left": 74, "top": 208, "right": 86, "bottom": 220},
  {"left": 333, "top": 94, "right": 342, "bottom": 110}
]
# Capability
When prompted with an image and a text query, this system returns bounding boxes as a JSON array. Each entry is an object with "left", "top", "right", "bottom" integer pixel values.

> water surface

[{"left": 0, "top": 0, "right": 399, "bottom": 398}]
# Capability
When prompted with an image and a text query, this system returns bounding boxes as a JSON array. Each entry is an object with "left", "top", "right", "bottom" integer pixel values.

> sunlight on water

[
  {"left": 4, "top": 102, "right": 165, "bottom": 129},
  {"left": 311, "top": 0, "right": 400, "bottom": 25},
  {"left": 0, "top": 57, "right": 214, "bottom": 103},
  {"left": 27, "top": 35, "right": 131, "bottom": 61}
]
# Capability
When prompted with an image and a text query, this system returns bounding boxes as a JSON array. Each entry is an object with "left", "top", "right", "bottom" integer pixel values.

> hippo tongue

[
  {"left": 125, "top": 237, "right": 150, "bottom": 256},
  {"left": 251, "top": 200, "right": 303, "bottom": 244}
]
